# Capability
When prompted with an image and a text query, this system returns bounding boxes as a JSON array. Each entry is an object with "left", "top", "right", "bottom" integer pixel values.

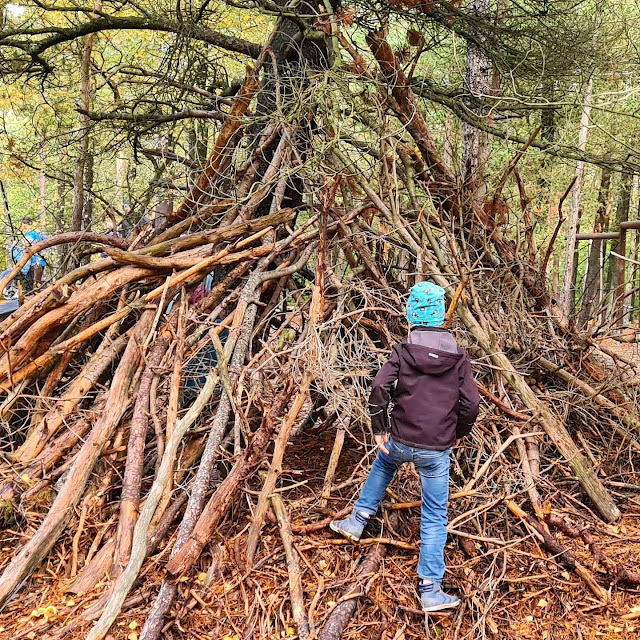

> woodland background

[{"left": 0, "top": 2, "right": 639, "bottom": 640}]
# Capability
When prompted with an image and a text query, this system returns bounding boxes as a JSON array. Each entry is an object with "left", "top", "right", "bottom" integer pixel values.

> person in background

[
  {"left": 10, "top": 217, "right": 48, "bottom": 291},
  {"left": 330, "top": 282, "right": 480, "bottom": 612}
]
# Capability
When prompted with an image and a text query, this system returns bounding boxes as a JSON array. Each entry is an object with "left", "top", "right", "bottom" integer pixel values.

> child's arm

[
  {"left": 368, "top": 345, "right": 401, "bottom": 435},
  {"left": 456, "top": 352, "right": 480, "bottom": 439}
]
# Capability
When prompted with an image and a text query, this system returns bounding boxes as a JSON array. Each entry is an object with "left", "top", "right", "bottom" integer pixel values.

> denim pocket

[
  {"left": 385, "top": 437, "right": 402, "bottom": 463},
  {"left": 413, "top": 449, "right": 450, "bottom": 477}
]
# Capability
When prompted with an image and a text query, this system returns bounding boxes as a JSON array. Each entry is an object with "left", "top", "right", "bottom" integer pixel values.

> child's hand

[{"left": 375, "top": 434, "right": 390, "bottom": 455}]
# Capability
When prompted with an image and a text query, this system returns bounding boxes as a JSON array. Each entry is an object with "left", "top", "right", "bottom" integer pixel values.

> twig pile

[{"left": 0, "top": 22, "right": 639, "bottom": 640}]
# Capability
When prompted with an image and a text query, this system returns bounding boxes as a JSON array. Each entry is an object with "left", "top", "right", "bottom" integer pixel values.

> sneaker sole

[
  {"left": 421, "top": 601, "right": 461, "bottom": 613},
  {"left": 329, "top": 521, "right": 360, "bottom": 542}
]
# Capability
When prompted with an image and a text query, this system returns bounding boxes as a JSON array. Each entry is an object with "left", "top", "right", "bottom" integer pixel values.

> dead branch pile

[{"left": 0, "top": 23, "right": 640, "bottom": 640}]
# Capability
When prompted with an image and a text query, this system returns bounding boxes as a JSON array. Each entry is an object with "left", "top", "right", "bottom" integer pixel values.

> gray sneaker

[
  {"left": 418, "top": 579, "right": 461, "bottom": 612},
  {"left": 329, "top": 510, "right": 370, "bottom": 542}
]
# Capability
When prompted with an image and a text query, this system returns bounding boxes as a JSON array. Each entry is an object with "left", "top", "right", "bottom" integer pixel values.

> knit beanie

[{"left": 406, "top": 282, "right": 446, "bottom": 327}]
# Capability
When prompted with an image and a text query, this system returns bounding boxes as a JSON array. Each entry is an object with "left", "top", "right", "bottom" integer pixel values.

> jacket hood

[{"left": 401, "top": 343, "right": 462, "bottom": 376}]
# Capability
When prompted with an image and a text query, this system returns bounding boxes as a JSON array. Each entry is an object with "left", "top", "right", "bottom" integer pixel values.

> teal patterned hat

[{"left": 406, "top": 282, "right": 446, "bottom": 327}]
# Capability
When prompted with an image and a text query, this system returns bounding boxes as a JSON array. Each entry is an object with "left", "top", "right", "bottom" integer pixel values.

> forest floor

[{"left": 1, "top": 426, "right": 640, "bottom": 640}]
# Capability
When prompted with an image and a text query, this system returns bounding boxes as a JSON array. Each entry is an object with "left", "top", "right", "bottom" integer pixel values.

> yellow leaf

[
  {"left": 525, "top": 615, "right": 534, "bottom": 622},
  {"left": 198, "top": 572, "right": 207, "bottom": 582},
  {"left": 31, "top": 605, "right": 58, "bottom": 621},
  {"left": 327, "top": 601, "right": 336, "bottom": 607},
  {"left": 129, "top": 621, "right": 138, "bottom": 629},
  {"left": 287, "top": 627, "right": 295, "bottom": 635},
  {"left": 127, "top": 633, "right": 138, "bottom": 640},
  {"left": 537, "top": 598, "right": 547, "bottom": 608},
  {"left": 66, "top": 599, "right": 75, "bottom": 606}
]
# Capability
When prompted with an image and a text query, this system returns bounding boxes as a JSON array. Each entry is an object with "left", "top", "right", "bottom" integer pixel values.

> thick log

[{"left": 0, "top": 231, "right": 129, "bottom": 296}]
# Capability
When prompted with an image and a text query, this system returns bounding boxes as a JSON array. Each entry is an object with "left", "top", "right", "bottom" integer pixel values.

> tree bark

[
  {"left": 462, "top": 0, "right": 491, "bottom": 207},
  {"left": 561, "top": 73, "right": 594, "bottom": 315},
  {"left": 317, "top": 542, "right": 389, "bottom": 640},
  {"left": 608, "top": 173, "right": 633, "bottom": 324},
  {"left": 578, "top": 166, "right": 612, "bottom": 327},
  {"left": 71, "top": 0, "right": 102, "bottom": 235}
]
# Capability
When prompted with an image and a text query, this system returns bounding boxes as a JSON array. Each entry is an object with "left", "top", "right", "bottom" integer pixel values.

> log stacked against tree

[{"left": 0, "top": 15, "right": 639, "bottom": 640}]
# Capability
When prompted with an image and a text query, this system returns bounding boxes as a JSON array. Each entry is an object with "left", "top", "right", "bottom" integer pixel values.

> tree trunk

[
  {"left": 71, "top": 0, "right": 101, "bottom": 236},
  {"left": 608, "top": 173, "right": 633, "bottom": 325},
  {"left": 578, "top": 166, "right": 612, "bottom": 327},
  {"left": 39, "top": 140, "right": 47, "bottom": 226},
  {"left": 462, "top": 0, "right": 491, "bottom": 207},
  {"left": 561, "top": 72, "right": 594, "bottom": 316}
]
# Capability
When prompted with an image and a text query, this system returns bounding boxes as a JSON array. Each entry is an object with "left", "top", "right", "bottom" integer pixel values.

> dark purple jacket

[{"left": 368, "top": 327, "right": 480, "bottom": 450}]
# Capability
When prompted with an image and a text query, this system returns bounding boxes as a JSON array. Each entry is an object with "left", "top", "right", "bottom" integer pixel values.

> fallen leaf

[
  {"left": 537, "top": 598, "right": 547, "bottom": 608},
  {"left": 30, "top": 605, "right": 58, "bottom": 621},
  {"left": 129, "top": 621, "right": 138, "bottom": 629}
]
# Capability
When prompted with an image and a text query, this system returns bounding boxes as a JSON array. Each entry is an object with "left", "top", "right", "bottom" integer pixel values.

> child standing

[{"left": 330, "top": 282, "right": 480, "bottom": 612}]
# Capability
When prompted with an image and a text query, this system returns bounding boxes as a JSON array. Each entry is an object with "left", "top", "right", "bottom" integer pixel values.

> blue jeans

[{"left": 353, "top": 437, "right": 451, "bottom": 581}]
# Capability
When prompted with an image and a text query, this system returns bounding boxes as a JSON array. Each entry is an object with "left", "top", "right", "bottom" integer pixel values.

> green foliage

[{"left": 0, "top": 0, "right": 638, "bottom": 304}]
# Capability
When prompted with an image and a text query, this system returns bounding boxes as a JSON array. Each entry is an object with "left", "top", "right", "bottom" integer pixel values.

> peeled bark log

[{"left": 244, "top": 374, "right": 312, "bottom": 564}]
